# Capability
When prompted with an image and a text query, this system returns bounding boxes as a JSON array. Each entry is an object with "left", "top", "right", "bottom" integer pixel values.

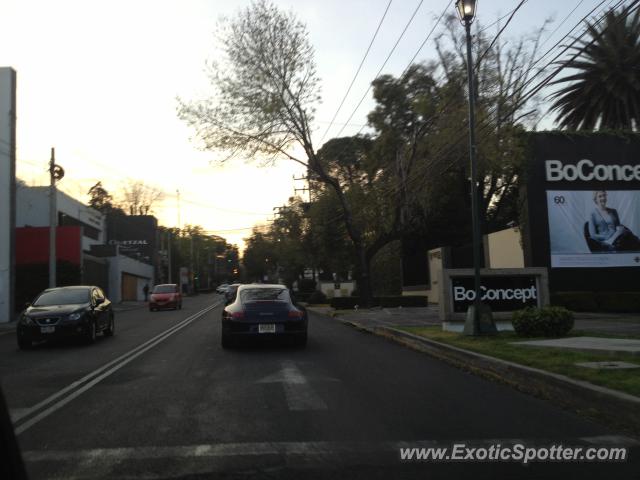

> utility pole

[
  {"left": 48, "top": 148, "right": 64, "bottom": 288},
  {"left": 293, "top": 174, "right": 310, "bottom": 201},
  {"left": 176, "top": 189, "right": 181, "bottom": 231},
  {"left": 190, "top": 232, "right": 194, "bottom": 293},
  {"left": 167, "top": 230, "right": 172, "bottom": 284}
]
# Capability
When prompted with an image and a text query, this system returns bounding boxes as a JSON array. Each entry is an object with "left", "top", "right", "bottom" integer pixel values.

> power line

[
  {"left": 354, "top": 0, "right": 452, "bottom": 137},
  {"left": 305, "top": 0, "right": 634, "bottom": 230},
  {"left": 333, "top": 0, "right": 426, "bottom": 140},
  {"left": 319, "top": 0, "right": 393, "bottom": 144},
  {"left": 474, "top": 0, "right": 528, "bottom": 70}
]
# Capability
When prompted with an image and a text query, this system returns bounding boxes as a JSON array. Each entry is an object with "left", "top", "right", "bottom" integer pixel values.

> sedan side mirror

[
  {"left": 24, "top": 302, "right": 31, "bottom": 309},
  {"left": 95, "top": 298, "right": 104, "bottom": 306}
]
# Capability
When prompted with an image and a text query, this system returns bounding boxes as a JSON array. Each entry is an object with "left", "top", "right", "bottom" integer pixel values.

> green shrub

[
  {"left": 512, "top": 306, "right": 574, "bottom": 337},
  {"left": 297, "top": 279, "right": 317, "bottom": 293},
  {"left": 306, "top": 290, "right": 328, "bottom": 305},
  {"left": 378, "top": 296, "right": 428, "bottom": 307},
  {"left": 330, "top": 296, "right": 428, "bottom": 309},
  {"left": 331, "top": 297, "right": 364, "bottom": 309}
]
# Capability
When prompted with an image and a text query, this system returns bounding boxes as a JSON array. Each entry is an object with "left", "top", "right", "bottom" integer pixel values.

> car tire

[
  {"left": 17, "top": 337, "right": 32, "bottom": 350},
  {"left": 85, "top": 320, "right": 97, "bottom": 344},
  {"left": 104, "top": 314, "right": 115, "bottom": 337},
  {"left": 221, "top": 332, "right": 233, "bottom": 349},
  {"left": 149, "top": 307, "right": 155, "bottom": 312},
  {"left": 296, "top": 331, "right": 308, "bottom": 348},
  {"left": 179, "top": 302, "right": 182, "bottom": 310}
]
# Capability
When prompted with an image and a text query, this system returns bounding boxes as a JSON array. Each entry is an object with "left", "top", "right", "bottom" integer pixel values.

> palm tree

[{"left": 549, "top": 7, "right": 640, "bottom": 131}]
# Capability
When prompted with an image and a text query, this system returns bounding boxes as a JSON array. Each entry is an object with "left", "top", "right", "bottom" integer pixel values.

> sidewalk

[{"left": 307, "top": 305, "right": 640, "bottom": 336}]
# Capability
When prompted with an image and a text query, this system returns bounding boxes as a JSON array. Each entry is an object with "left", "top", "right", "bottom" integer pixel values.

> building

[{"left": 15, "top": 186, "right": 156, "bottom": 305}]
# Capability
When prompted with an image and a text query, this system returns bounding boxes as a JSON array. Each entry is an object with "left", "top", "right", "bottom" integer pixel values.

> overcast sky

[{"left": 0, "top": 0, "right": 616, "bottom": 250}]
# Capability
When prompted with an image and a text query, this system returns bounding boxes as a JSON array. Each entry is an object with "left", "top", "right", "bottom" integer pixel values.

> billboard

[{"left": 547, "top": 190, "right": 640, "bottom": 268}]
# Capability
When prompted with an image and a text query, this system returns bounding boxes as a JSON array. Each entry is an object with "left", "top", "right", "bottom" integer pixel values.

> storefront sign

[{"left": 450, "top": 275, "right": 539, "bottom": 313}]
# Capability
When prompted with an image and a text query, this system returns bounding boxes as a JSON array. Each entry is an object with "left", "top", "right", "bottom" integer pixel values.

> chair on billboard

[{"left": 583, "top": 222, "right": 609, "bottom": 253}]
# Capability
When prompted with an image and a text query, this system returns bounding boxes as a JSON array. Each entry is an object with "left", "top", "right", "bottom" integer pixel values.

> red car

[{"left": 149, "top": 284, "right": 182, "bottom": 311}]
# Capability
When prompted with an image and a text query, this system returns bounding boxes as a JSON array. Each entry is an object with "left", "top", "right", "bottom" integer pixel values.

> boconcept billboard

[{"left": 523, "top": 133, "right": 640, "bottom": 291}]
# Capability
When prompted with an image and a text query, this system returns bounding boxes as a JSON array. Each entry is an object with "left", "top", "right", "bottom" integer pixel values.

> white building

[
  {"left": 16, "top": 185, "right": 154, "bottom": 303},
  {"left": 16, "top": 185, "right": 105, "bottom": 253}
]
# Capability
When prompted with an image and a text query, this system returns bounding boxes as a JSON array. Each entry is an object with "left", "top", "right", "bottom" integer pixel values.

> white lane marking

[
  {"left": 13, "top": 302, "right": 221, "bottom": 435},
  {"left": 9, "top": 408, "right": 30, "bottom": 422},
  {"left": 13, "top": 303, "right": 219, "bottom": 424},
  {"left": 258, "top": 360, "right": 329, "bottom": 411},
  {"left": 22, "top": 435, "right": 640, "bottom": 463}
]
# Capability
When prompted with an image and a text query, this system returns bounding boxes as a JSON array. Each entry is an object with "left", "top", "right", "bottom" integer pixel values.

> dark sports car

[
  {"left": 16, "top": 286, "right": 115, "bottom": 349},
  {"left": 221, "top": 284, "right": 307, "bottom": 348}
]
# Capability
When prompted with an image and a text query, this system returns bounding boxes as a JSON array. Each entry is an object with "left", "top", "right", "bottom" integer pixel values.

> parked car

[
  {"left": 17, "top": 286, "right": 114, "bottom": 349},
  {"left": 149, "top": 284, "right": 182, "bottom": 311},
  {"left": 216, "top": 283, "right": 230, "bottom": 294},
  {"left": 224, "top": 283, "right": 242, "bottom": 304},
  {"left": 221, "top": 284, "right": 307, "bottom": 348}
]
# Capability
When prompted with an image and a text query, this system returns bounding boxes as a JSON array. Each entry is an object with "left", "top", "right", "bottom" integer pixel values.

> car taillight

[
  {"left": 288, "top": 310, "right": 304, "bottom": 318},
  {"left": 231, "top": 311, "right": 244, "bottom": 319}
]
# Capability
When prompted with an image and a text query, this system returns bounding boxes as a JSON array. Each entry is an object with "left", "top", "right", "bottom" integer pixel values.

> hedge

[
  {"left": 512, "top": 306, "right": 574, "bottom": 337},
  {"left": 330, "top": 296, "right": 428, "bottom": 309},
  {"left": 551, "top": 291, "right": 640, "bottom": 313}
]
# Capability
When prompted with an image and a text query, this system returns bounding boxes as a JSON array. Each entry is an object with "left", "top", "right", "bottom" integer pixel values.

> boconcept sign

[
  {"left": 453, "top": 285, "right": 537, "bottom": 303},
  {"left": 545, "top": 159, "right": 640, "bottom": 182},
  {"left": 450, "top": 276, "right": 539, "bottom": 313}
]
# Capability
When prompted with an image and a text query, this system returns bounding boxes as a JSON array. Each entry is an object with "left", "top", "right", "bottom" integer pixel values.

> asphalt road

[{"left": 0, "top": 293, "right": 638, "bottom": 479}]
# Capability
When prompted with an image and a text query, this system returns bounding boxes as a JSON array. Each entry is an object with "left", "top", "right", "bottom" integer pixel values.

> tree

[
  {"left": 549, "top": 7, "right": 640, "bottom": 131},
  {"left": 179, "top": 0, "right": 377, "bottom": 304},
  {"left": 120, "top": 181, "right": 164, "bottom": 216},
  {"left": 87, "top": 181, "right": 125, "bottom": 215}
]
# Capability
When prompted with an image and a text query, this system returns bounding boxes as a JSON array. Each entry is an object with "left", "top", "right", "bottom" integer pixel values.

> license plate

[
  {"left": 258, "top": 324, "right": 276, "bottom": 333},
  {"left": 40, "top": 326, "right": 55, "bottom": 334}
]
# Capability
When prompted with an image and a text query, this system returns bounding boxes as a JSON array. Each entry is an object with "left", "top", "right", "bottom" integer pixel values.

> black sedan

[
  {"left": 221, "top": 284, "right": 307, "bottom": 348},
  {"left": 17, "top": 286, "right": 115, "bottom": 349}
]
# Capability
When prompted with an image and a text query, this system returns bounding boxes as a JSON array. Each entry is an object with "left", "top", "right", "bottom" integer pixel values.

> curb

[{"left": 330, "top": 315, "right": 640, "bottom": 437}]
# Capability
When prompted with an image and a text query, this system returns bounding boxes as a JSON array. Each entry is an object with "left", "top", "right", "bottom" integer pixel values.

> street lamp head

[{"left": 455, "top": 0, "right": 477, "bottom": 24}]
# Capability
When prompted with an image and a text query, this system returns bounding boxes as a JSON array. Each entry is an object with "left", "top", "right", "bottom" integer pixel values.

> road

[{"left": 0, "top": 293, "right": 637, "bottom": 479}]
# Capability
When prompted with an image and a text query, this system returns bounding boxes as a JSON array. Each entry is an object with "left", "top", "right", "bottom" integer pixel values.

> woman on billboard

[{"left": 587, "top": 190, "right": 640, "bottom": 251}]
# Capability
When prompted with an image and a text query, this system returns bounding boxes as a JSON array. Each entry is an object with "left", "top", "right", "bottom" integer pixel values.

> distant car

[
  {"left": 16, "top": 286, "right": 114, "bottom": 349},
  {"left": 149, "top": 284, "right": 182, "bottom": 311},
  {"left": 216, "top": 283, "right": 230, "bottom": 294},
  {"left": 221, "top": 284, "right": 307, "bottom": 348},
  {"left": 224, "top": 283, "right": 242, "bottom": 304}
]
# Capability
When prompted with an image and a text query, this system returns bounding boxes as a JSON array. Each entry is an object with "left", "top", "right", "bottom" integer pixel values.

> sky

[{"left": 0, "top": 0, "right": 618, "bottom": 252}]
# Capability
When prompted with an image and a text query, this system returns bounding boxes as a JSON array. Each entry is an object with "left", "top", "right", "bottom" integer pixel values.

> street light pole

[{"left": 455, "top": 0, "right": 496, "bottom": 336}]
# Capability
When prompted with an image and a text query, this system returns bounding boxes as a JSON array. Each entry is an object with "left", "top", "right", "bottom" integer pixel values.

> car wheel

[
  {"left": 17, "top": 337, "right": 32, "bottom": 350},
  {"left": 104, "top": 314, "right": 115, "bottom": 337},
  {"left": 149, "top": 307, "right": 155, "bottom": 312},
  {"left": 296, "top": 331, "right": 308, "bottom": 348},
  {"left": 221, "top": 332, "right": 233, "bottom": 349},
  {"left": 85, "top": 320, "right": 97, "bottom": 344},
  {"left": 179, "top": 302, "right": 182, "bottom": 310}
]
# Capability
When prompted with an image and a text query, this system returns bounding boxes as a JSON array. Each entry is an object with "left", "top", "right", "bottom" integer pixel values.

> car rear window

[
  {"left": 33, "top": 289, "right": 90, "bottom": 306},
  {"left": 240, "top": 288, "right": 290, "bottom": 303},
  {"left": 153, "top": 285, "right": 177, "bottom": 294}
]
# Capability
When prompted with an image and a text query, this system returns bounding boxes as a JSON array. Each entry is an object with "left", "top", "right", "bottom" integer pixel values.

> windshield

[
  {"left": 33, "top": 289, "right": 90, "bottom": 306},
  {"left": 153, "top": 285, "right": 177, "bottom": 294},
  {"left": 240, "top": 288, "right": 290, "bottom": 303}
]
